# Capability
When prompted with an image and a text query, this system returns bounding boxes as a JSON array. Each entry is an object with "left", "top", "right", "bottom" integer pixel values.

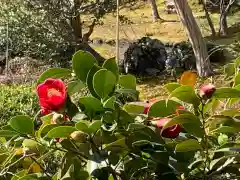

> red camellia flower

[
  {"left": 156, "top": 118, "right": 181, "bottom": 138},
  {"left": 199, "top": 83, "right": 216, "bottom": 99},
  {"left": 37, "top": 78, "right": 67, "bottom": 112}
]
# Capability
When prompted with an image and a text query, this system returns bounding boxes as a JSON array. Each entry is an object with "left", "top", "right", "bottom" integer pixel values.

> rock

[
  {"left": 121, "top": 37, "right": 167, "bottom": 76},
  {"left": 92, "top": 38, "right": 104, "bottom": 45},
  {"left": 164, "top": 0, "right": 177, "bottom": 14}
]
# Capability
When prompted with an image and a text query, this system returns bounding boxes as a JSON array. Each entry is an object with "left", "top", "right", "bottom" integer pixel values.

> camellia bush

[{"left": 1, "top": 51, "right": 240, "bottom": 180}]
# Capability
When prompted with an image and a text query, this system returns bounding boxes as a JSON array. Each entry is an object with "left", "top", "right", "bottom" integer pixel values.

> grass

[
  {"left": 89, "top": 0, "right": 240, "bottom": 58},
  {"left": 87, "top": 0, "right": 240, "bottom": 100}
]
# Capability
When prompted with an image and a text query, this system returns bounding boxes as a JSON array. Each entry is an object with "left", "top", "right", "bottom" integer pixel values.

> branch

[
  {"left": 82, "top": 19, "right": 96, "bottom": 43},
  {"left": 224, "top": 0, "right": 236, "bottom": 14}
]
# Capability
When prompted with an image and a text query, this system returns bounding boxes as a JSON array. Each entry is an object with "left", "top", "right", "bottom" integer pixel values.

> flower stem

[{"left": 199, "top": 100, "right": 210, "bottom": 179}]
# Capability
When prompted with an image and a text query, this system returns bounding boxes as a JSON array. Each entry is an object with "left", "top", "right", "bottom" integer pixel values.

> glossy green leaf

[
  {"left": 175, "top": 139, "right": 201, "bottom": 152},
  {"left": 67, "top": 80, "right": 85, "bottom": 96},
  {"left": 0, "top": 130, "right": 18, "bottom": 137},
  {"left": 163, "top": 114, "right": 202, "bottom": 130},
  {"left": 169, "top": 85, "right": 200, "bottom": 105},
  {"left": 148, "top": 100, "right": 180, "bottom": 117},
  {"left": 87, "top": 65, "right": 101, "bottom": 98},
  {"left": 183, "top": 123, "right": 204, "bottom": 138},
  {"left": 211, "top": 126, "right": 240, "bottom": 134},
  {"left": 47, "top": 126, "right": 77, "bottom": 138},
  {"left": 102, "top": 58, "right": 119, "bottom": 80},
  {"left": 38, "top": 68, "right": 71, "bottom": 84},
  {"left": 118, "top": 75, "right": 136, "bottom": 90},
  {"left": 93, "top": 69, "right": 116, "bottom": 99},
  {"left": 72, "top": 50, "right": 96, "bottom": 82},
  {"left": 89, "top": 120, "right": 102, "bottom": 133},
  {"left": 38, "top": 124, "right": 59, "bottom": 138},
  {"left": 105, "top": 138, "right": 127, "bottom": 151},
  {"left": 214, "top": 88, "right": 240, "bottom": 98},
  {"left": 164, "top": 83, "right": 181, "bottom": 93},
  {"left": 103, "top": 97, "right": 116, "bottom": 110},
  {"left": 9, "top": 115, "right": 34, "bottom": 135},
  {"left": 79, "top": 97, "right": 104, "bottom": 118},
  {"left": 123, "top": 102, "right": 145, "bottom": 114},
  {"left": 210, "top": 156, "right": 234, "bottom": 171},
  {"left": 75, "top": 121, "right": 90, "bottom": 134}
]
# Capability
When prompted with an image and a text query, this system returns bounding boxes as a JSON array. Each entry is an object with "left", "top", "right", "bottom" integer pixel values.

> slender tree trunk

[
  {"left": 200, "top": 0, "right": 216, "bottom": 37},
  {"left": 219, "top": 0, "right": 235, "bottom": 36},
  {"left": 148, "top": 0, "right": 161, "bottom": 20},
  {"left": 174, "top": 0, "right": 212, "bottom": 77},
  {"left": 219, "top": 13, "right": 228, "bottom": 36},
  {"left": 219, "top": 0, "right": 228, "bottom": 36}
]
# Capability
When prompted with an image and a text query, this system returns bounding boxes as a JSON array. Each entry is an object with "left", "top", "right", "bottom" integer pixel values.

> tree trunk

[
  {"left": 148, "top": 0, "right": 161, "bottom": 20},
  {"left": 219, "top": 0, "right": 228, "bottom": 36},
  {"left": 219, "top": 13, "right": 228, "bottom": 36},
  {"left": 77, "top": 43, "right": 105, "bottom": 64},
  {"left": 200, "top": 0, "right": 216, "bottom": 37},
  {"left": 174, "top": 0, "right": 212, "bottom": 77}
]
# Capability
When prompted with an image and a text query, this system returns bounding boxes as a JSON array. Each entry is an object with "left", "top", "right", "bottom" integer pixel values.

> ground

[{"left": 84, "top": 0, "right": 240, "bottom": 100}]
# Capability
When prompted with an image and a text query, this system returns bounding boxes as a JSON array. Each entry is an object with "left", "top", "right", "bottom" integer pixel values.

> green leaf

[
  {"left": 11, "top": 170, "right": 28, "bottom": 180},
  {"left": 169, "top": 85, "right": 200, "bottom": 105},
  {"left": 86, "top": 65, "right": 101, "bottom": 98},
  {"left": 79, "top": 97, "right": 104, "bottom": 118},
  {"left": 75, "top": 121, "right": 89, "bottom": 134},
  {"left": 40, "top": 113, "right": 54, "bottom": 124},
  {"left": 39, "top": 124, "right": 59, "bottom": 138},
  {"left": 211, "top": 126, "right": 240, "bottom": 134},
  {"left": 102, "top": 58, "right": 119, "bottom": 80},
  {"left": 103, "top": 97, "right": 116, "bottom": 110},
  {"left": 210, "top": 156, "right": 233, "bottom": 171},
  {"left": 175, "top": 139, "right": 201, "bottom": 152},
  {"left": 214, "top": 88, "right": 240, "bottom": 98},
  {"left": 218, "top": 134, "right": 228, "bottom": 146},
  {"left": 164, "top": 83, "right": 181, "bottom": 93},
  {"left": 18, "top": 174, "right": 38, "bottom": 180},
  {"left": 101, "top": 112, "right": 115, "bottom": 124},
  {"left": 72, "top": 113, "right": 87, "bottom": 122},
  {"left": 148, "top": 100, "right": 180, "bottom": 117},
  {"left": 9, "top": 115, "right": 34, "bottom": 135},
  {"left": 89, "top": 120, "right": 102, "bottom": 133},
  {"left": 183, "top": 123, "right": 204, "bottom": 138},
  {"left": 47, "top": 126, "right": 77, "bottom": 138},
  {"left": 0, "top": 130, "right": 18, "bottom": 137},
  {"left": 163, "top": 114, "right": 202, "bottom": 130},
  {"left": 38, "top": 68, "right": 71, "bottom": 84},
  {"left": 118, "top": 75, "right": 136, "bottom": 90},
  {"left": 105, "top": 138, "right": 128, "bottom": 151},
  {"left": 67, "top": 80, "right": 85, "bottom": 96},
  {"left": 93, "top": 69, "right": 117, "bottom": 99},
  {"left": 72, "top": 50, "right": 96, "bottom": 82},
  {"left": 22, "top": 139, "right": 38, "bottom": 148},
  {"left": 234, "top": 73, "right": 240, "bottom": 86},
  {"left": 123, "top": 102, "right": 145, "bottom": 114},
  {"left": 188, "top": 159, "right": 204, "bottom": 170},
  {"left": 224, "top": 63, "right": 235, "bottom": 77}
]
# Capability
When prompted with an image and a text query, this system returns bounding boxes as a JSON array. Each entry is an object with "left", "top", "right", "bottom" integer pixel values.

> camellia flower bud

[
  {"left": 51, "top": 113, "right": 64, "bottom": 124},
  {"left": 70, "top": 131, "right": 88, "bottom": 142},
  {"left": 153, "top": 118, "right": 181, "bottom": 138},
  {"left": 199, "top": 84, "right": 216, "bottom": 99}
]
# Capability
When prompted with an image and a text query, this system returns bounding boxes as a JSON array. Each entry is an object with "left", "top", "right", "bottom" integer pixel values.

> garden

[{"left": 1, "top": 50, "right": 240, "bottom": 179}]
